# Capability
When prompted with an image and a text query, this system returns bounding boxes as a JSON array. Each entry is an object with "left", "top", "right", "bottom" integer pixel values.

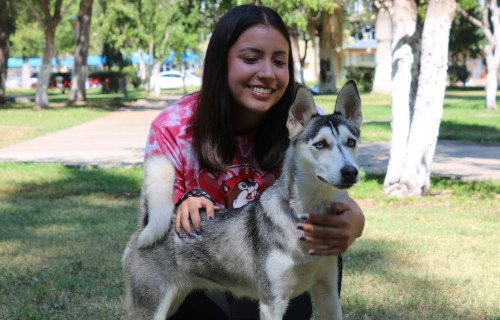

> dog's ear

[
  {"left": 334, "top": 80, "right": 362, "bottom": 129},
  {"left": 287, "top": 83, "right": 318, "bottom": 139}
]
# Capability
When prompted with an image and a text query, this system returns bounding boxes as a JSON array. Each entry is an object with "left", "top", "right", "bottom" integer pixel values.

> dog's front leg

[
  {"left": 152, "top": 285, "right": 179, "bottom": 320},
  {"left": 258, "top": 250, "right": 295, "bottom": 320},
  {"left": 258, "top": 295, "right": 289, "bottom": 320},
  {"left": 310, "top": 258, "right": 342, "bottom": 320}
]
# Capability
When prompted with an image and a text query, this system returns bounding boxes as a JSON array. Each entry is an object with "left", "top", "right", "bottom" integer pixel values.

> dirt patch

[{"left": 0, "top": 125, "right": 34, "bottom": 148}]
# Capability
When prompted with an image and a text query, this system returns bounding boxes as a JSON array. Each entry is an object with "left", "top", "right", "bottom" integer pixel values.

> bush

[
  {"left": 448, "top": 64, "right": 470, "bottom": 85},
  {"left": 345, "top": 66, "right": 375, "bottom": 92},
  {"left": 122, "top": 65, "right": 141, "bottom": 88}
]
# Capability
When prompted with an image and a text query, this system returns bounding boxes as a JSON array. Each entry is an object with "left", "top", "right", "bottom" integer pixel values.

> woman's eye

[
  {"left": 274, "top": 60, "right": 286, "bottom": 67},
  {"left": 313, "top": 140, "right": 327, "bottom": 149},
  {"left": 346, "top": 138, "right": 356, "bottom": 148},
  {"left": 243, "top": 57, "right": 258, "bottom": 64}
]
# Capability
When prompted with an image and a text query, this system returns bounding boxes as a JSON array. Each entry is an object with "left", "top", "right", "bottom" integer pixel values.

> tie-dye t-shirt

[{"left": 145, "top": 93, "right": 279, "bottom": 209}]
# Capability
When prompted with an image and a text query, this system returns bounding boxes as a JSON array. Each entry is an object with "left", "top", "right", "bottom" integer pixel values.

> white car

[{"left": 150, "top": 70, "right": 201, "bottom": 89}]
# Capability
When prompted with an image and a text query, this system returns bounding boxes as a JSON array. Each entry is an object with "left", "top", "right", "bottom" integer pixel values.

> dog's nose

[{"left": 341, "top": 165, "right": 358, "bottom": 180}]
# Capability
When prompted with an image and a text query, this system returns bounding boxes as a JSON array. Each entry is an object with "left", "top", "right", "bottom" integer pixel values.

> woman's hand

[
  {"left": 296, "top": 196, "right": 364, "bottom": 256},
  {"left": 175, "top": 196, "right": 215, "bottom": 238}
]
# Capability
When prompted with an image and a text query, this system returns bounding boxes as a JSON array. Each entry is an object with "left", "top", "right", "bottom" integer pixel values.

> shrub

[
  {"left": 345, "top": 66, "right": 375, "bottom": 92},
  {"left": 448, "top": 64, "right": 470, "bottom": 85}
]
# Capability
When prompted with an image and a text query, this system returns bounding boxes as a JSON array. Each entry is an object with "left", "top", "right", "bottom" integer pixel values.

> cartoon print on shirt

[
  {"left": 198, "top": 164, "right": 277, "bottom": 209},
  {"left": 221, "top": 167, "right": 259, "bottom": 208}
]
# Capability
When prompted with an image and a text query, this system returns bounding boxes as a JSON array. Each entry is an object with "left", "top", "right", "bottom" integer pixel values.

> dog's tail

[{"left": 137, "top": 156, "right": 175, "bottom": 248}]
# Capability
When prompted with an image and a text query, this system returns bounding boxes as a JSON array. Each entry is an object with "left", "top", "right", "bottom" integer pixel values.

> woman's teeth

[{"left": 250, "top": 87, "right": 272, "bottom": 94}]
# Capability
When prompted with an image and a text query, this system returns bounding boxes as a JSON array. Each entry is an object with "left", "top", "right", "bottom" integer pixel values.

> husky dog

[{"left": 122, "top": 80, "right": 362, "bottom": 320}]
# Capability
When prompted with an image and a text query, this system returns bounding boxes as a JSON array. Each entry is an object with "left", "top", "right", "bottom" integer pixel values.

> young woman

[{"left": 145, "top": 4, "right": 364, "bottom": 319}]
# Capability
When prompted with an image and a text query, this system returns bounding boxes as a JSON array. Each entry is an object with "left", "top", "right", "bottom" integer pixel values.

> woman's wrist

[{"left": 175, "top": 189, "right": 215, "bottom": 208}]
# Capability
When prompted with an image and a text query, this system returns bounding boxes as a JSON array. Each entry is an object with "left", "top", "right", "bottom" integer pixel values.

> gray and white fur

[{"left": 122, "top": 81, "right": 362, "bottom": 320}]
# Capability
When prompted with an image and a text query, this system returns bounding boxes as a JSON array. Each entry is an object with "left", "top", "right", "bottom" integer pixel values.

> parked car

[
  {"left": 149, "top": 70, "right": 201, "bottom": 89},
  {"left": 30, "top": 72, "right": 72, "bottom": 93},
  {"left": 5, "top": 77, "right": 21, "bottom": 89}
]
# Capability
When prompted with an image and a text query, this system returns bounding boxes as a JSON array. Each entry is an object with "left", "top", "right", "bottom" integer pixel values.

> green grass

[
  {"left": 0, "top": 163, "right": 142, "bottom": 319},
  {"left": 0, "top": 163, "right": 498, "bottom": 319},
  {"left": 314, "top": 88, "right": 500, "bottom": 143},
  {"left": 2, "top": 86, "right": 498, "bottom": 148},
  {"left": 0, "top": 87, "right": 200, "bottom": 148},
  {"left": 0, "top": 105, "right": 110, "bottom": 148}
]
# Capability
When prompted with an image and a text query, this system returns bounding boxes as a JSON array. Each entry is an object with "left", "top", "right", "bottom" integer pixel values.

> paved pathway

[{"left": 0, "top": 101, "right": 499, "bottom": 181}]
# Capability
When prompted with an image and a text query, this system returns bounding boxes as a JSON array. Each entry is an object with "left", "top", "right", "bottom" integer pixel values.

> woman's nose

[{"left": 257, "top": 60, "right": 275, "bottom": 80}]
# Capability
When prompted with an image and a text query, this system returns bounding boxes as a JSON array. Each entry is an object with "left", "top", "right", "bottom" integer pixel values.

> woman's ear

[{"left": 286, "top": 84, "right": 318, "bottom": 139}]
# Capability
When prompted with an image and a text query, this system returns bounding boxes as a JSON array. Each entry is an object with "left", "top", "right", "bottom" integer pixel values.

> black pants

[
  {"left": 169, "top": 291, "right": 312, "bottom": 320},
  {"left": 170, "top": 256, "right": 343, "bottom": 319}
]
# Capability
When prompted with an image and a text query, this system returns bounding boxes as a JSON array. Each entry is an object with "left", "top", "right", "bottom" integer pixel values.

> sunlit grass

[
  {"left": 314, "top": 88, "right": 499, "bottom": 143},
  {"left": 0, "top": 163, "right": 498, "bottom": 319}
]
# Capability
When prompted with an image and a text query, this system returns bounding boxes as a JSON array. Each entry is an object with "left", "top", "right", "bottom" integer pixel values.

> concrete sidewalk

[{"left": 0, "top": 102, "right": 499, "bottom": 181}]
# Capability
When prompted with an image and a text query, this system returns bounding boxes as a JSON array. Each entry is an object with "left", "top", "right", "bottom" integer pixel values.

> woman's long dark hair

[{"left": 192, "top": 4, "right": 295, "bottom": 173}]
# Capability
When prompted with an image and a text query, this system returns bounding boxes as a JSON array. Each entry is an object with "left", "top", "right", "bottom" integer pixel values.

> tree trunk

[
  {"left": 486, "top": 0, "right": 499, "bottom": 110},
  {"left": 318, "top": 9, "right": 342, "bottom": 94},
  {"left": 36, "top": 28, "right": 57, "bottom": 109},
  {"left": 152, "top": 61, "right": 161, "bottom": 97},
  {"left": 22, "top": 57, "right": 31, "bottom": 88},
  {"left": 385, "top": 0, "right": 456, "bottom": 197},
  {"left": 69, "top": 0, "right": 94, "bottom": 103},
  {"left": 146, "top": 42, "right": 154, "bottom": 92},
  {"left": 35, "top": 0, "right": 62, "bottom": 109},
  {"left": 290, "top": 29, "right": 303, "bottom": 83},
  {"left": 484, "top": 45, "right": 498, "bottom": 110},
  {"left": 458, "top": 1, "right": 498, "bottom": 110},
  {"left": 138, "top": 48, "right": 146, "bottom": 85},
  {"left": 372, "top": 1, "right": 393, "bottom": 94},
  {"left": 0, "top": 25, "right": 9, "bottom": 104},
  {"left": 0, "top": 0, "right": 14, "bottom": 104},
  {"left": 384, "top": 0, "right": 419, "bottom": 194}
]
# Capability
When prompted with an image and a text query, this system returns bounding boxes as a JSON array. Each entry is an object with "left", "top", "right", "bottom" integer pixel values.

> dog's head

[{"left": 286, "top": 81, "right": 362, "bottom": 190}]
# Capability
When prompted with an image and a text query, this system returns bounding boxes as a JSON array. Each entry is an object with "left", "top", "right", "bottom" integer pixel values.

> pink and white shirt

[{"left": 145, "top": 93, "right": 278, "bottom": 209}]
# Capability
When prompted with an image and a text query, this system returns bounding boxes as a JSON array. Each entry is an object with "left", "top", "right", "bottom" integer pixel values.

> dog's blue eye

[
  {"left": 313, "top": 140, "right": 327, "bottom": 149},
  {"left": 346, "top": 138, "right": 356, "bottom": 148}
]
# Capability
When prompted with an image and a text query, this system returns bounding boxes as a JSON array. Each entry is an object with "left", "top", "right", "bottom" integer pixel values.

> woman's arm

[{"left": 296, "top": 195, "right": 365, "bottom": 256}]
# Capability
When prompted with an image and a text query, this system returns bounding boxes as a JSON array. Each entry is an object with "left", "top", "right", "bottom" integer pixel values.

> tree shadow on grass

[
  {"left": 440, "top": 120, "right": 500, "bottom": 144},
  {"left": 0, "top": 166, "right": 141, "bottom": 318},
  {"left": 342, "top": 239, "right": 495, "bottom": 319}
]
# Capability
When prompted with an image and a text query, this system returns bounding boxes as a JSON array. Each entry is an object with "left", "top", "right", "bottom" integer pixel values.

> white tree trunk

[
  {"left": 385, "top": 0, "right": 456, "bottom": 197},
  {"left": 36, "top": 27, "right": 56, "bottom": 109},
  {"left": 152, "top": 61, "right": 161, "bottom": 97},
  {"left": 384, "top": 0, "right": 418, "bottom": 193},
  {"left": 485, "top": 46, "right": 498, "bottom": 110},
  {"left": 21, "top": 58, "right": 31, "bottom": 89},
  {"left": 372, "top": 1, "right": 393, "bottom": 94},
  {"left": 138, "top": 48, "right": 147, "bottom": 85},
  {"left": 487, "top": 0, "right": 499, "bottom": 110}
]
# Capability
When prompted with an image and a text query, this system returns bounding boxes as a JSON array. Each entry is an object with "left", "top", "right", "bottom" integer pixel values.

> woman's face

[{"left": 227, "top": 25, "right": 290, "bottom": 128}]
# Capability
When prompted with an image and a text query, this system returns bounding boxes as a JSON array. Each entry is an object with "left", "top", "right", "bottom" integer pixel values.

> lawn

[
  {"left": 0, "top": 87, "right": 194, "bottom": 148},
  {"left": 0, "top": 163, "right": 498, "bottom": 319},
  {"left": 314, "top": 87, "right": 500, "bottom": 143},
  {"left": 0, "top": 85, "right": 498, "bottom": 318},
  {"left": 1, "top": 86, "right": 499, "bottom": 148}
]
